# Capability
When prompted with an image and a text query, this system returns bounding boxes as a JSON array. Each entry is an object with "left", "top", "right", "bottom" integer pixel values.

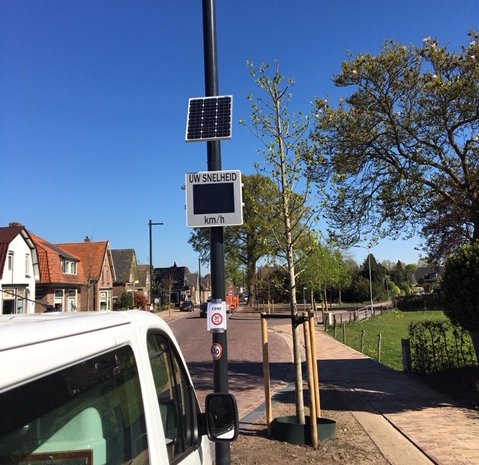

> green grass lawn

[{"left": 327, "top": 309, "right": 448, "bottom": 370}]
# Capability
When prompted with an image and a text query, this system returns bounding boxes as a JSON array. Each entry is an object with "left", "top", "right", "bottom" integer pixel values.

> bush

[
  {"left": 408, "top": 320, "right": 477, "bottom": 374},
  {"left": 442, "top": 242, "right": 479, "bottom": 331},
  {"left": 114, "top": 292, "right": 134, "bottom": 310}
]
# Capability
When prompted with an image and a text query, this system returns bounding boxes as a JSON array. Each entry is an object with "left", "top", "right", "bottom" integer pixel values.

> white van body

[{"left": 0, "top": 311, "right": 232, "bottom": 465}]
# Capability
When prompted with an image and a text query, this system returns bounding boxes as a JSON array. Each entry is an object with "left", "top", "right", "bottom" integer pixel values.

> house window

[
  {"left": 54, "top": 289, "right": 64, "bottom": 311},
  {"left": 25, "top": 253, "right": 30, "bottom": 277},
  {"left": 7, "top": 252, "right": 13, "bottom": 271},
  {"left": 100, "top": 290, "right": 111, "bottom": 310},
  {"left": 67, "top": 289, "right": 77, "bottom": 311},
  {"left": 61, "top": 259, "right": 77, "bottom": 275}
]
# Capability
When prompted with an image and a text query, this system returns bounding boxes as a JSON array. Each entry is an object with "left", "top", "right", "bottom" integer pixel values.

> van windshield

[{"left": 0, "top": 346, "right": 148, "bottom": 465}]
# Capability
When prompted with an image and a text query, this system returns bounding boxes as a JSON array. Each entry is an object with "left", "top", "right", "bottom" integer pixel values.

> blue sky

[{"left": 1, "top": 0, "right": 478, "bottom": 272}]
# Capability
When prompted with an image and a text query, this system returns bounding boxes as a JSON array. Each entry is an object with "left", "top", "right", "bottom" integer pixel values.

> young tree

[
  {"left": 244, "top": 61, "right": 319, "bottom": 424},
  {"left": 309, "top": 32, "right": 479, "bottom": 262}
]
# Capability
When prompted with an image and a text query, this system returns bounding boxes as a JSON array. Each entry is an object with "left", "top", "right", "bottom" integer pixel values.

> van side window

[
  {"left": 147, "top": 333, "right": 199, "bottom": 463},
  {"left": 0, "top": 346, "right": 148, "bottom": 465}
]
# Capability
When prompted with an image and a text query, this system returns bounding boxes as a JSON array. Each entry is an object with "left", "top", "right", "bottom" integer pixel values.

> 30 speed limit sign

[{"left": 207, "top": 300, "right": 227, "bottom": 333}]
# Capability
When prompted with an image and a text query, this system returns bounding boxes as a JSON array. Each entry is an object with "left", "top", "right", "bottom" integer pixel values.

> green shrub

[
  {"left": 408, "top": 320, "right": 477, "bottom": 374},
  {"left": 442, "top": 242, "right": 479, "bottom": 331}
]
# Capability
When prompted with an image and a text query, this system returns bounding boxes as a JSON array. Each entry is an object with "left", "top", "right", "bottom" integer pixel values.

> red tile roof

[
  {"left": 56, "top": 241, "right": 109, "bottom": 281},
  {"left": 29, "top": 233, "right": 84, "bottom": 285}
]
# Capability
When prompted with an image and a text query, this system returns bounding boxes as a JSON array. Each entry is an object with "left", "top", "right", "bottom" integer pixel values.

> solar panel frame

[{"left": 185, "top": 95, "right": 233, "bottom": 142}]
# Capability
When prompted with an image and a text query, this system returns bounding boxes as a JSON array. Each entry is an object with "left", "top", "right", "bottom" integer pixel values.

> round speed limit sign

[{"left": 210, "top": 312, "right": 223, "bottom": 326}]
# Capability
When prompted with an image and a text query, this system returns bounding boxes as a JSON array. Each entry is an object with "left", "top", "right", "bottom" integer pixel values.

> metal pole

[
  {"left": 368, "top": 248, "right": 373, "bottom": 314},
  {"left": 149, "top": 220, "right": 153, "bottom": 309},
  {"left": 202, "top": 1, "right": 229, "bottom": 463},
  {"left": 148, "top": 220, "right": 163, "bottom": 311},
  {"left": 198, "top": 256, "right": 202, "bottom": 305}
]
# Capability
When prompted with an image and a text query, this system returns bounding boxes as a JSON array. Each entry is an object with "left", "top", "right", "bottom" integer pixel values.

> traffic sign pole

[{"left": 202, "top": 1, "right": 230, "bottom": 463}]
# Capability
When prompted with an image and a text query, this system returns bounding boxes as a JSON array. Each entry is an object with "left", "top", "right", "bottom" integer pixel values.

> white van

[{"left": 0, "top": 311, "right": 238, "bottom": 465}]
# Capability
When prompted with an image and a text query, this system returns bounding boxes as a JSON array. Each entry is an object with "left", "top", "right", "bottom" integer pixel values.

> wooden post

[
  {"left": 377, "top": 333, "right": 382, "bottom": 362},
  {"left": 342, "top": 323, "right": 346, "bottom": 344},
  {"left": 261, "top": 316, "right": 273, "bottom": 435},
  {"left": 360, "top": 329, "right": 365, "bottom": 353},
  {"left": 303, "top": 319, "right": 318, "bottom": 449},
  {"left": 309, "top": 314, "right": 321, "bottom": 418}
]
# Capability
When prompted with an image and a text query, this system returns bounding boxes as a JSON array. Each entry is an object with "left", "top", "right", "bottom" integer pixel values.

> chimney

[{"left": 84, "top": 236, "right": 91, "bottom": 242}]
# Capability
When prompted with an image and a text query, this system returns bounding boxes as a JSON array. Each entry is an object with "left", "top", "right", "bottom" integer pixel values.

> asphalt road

[{"left": 166, "top": 309, "right": 294, "bottom": 418}]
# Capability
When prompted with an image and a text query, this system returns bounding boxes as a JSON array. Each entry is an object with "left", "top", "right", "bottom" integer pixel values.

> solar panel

[{"left": 185, "top": 95, "right": 233, "bottom": 142}]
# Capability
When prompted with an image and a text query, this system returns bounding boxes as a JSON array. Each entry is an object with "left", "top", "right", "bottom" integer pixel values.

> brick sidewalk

[{"left": 315, "top": 329, "right": 479, "bottom": 465}]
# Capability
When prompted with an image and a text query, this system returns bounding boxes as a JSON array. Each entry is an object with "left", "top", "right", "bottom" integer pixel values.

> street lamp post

[
  {"left": 355, "top": 244, "right": 374, "bottom": 314},
  {"left": 149, "top": 220, "right": 164, "bottom": 311}
]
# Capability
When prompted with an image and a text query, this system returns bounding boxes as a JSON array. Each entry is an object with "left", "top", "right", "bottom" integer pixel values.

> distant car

[
  {"left": 180, "top": 300, "right": 194, "bottom": 312},
  {"left": 200, "top": 301, "right": 209, "bottom": 318}
]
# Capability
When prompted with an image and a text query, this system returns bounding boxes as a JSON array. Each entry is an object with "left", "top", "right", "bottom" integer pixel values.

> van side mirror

[{"left": 204, "top": 393, "right": 238, "bottom": 442}]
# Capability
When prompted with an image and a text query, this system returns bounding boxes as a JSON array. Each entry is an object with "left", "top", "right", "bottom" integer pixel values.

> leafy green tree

[
  {"left": 189, "top": 174, "right": 282, "bottom": 304},
  {"left": 441, "top": 242, "right": 479, "bottom": 362},
  {"left": 309, "top": 32, "right": 479, "bottom": 262},
  {"left": 115, "top": 292, "right": 133, "bottom": 310},
  {"left": 256, "top": 264, "right": 289, "bottom": 303},
  {"left": 302, "top": 242, "right": 352, "bottom": 307},
  {"left": 388, "top": 261, "right": 417, "bottom": 295},
  {"left": 361, "top": 254, "right": 389, "bottom": 301}
]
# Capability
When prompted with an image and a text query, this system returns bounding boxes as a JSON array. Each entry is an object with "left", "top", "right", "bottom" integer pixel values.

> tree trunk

[
  {"left": 246, "top": 257, "right": 256, "bottom": 306},
  {"left": 288, "top": 255, "right": 305, "bottom": 425}
]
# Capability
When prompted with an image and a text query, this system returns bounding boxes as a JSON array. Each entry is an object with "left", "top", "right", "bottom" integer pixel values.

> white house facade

[{"left": 0, "top": 224, "right": 39, "bottom": 314}]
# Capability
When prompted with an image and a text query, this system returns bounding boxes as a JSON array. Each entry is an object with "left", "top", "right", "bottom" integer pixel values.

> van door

[{"left": 147, "top": 333, "right": 209, "bottom": 465}]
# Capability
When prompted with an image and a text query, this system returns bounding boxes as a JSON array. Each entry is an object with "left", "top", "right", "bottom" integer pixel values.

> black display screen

[{"left": 193, "top": 183, "right": 235, "bottom": 214}]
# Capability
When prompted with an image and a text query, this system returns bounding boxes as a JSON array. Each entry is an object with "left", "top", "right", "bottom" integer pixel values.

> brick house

[
  {"left": 111, "top": 249, "right": 148, "bottom": 308},
  {"left": 57, "top": 238, "right": 116, "bottom": 311},
  {"left": 30, "top": 233, "right": 83, "bottom": 312},
  {"left": 154, "top": 263, "right": 197, "bottom": 306},
  {"left": 136, "top": 264, "right": 151, "bottom": 304},
  {"left": 0, "top": 223, "right": 39, "bottom": 314}
]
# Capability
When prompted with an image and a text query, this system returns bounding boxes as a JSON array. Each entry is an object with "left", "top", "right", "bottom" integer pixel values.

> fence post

[
  {"left": 377, "top": 333, "right": 382, "bottom": 362},
  {"left": 342, "top": 323, "right": 346, "bottom": 344},
  {"left": 401, "top": 338, "right": 412, "bottom": 372},
  {"left": 360, "top": 329, "right": 365, "bottom": 354}
]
